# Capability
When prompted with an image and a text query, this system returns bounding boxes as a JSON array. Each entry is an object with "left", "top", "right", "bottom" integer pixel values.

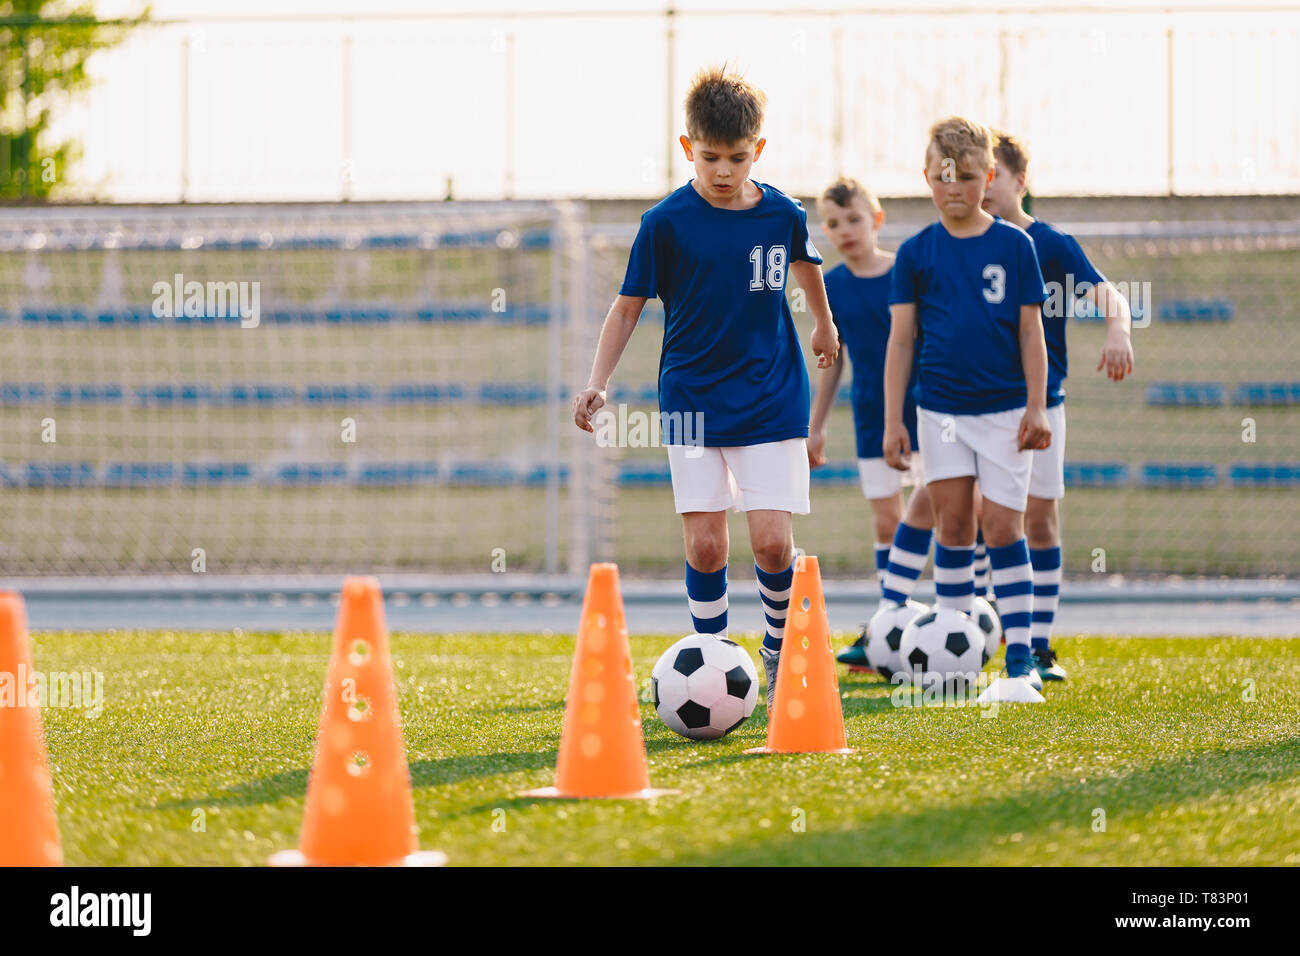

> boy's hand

[
  {"left": 572, "top": 387, "right": 607, "bottom": 433},
  {"left": 1017, "top": 407, "right": 1052, "bottom": 451},
  {"left": 811, "top": 325, "right": 840, "bottom": 369},
  {"left": 807, "top": 427, "right": 828, "bottom": 467},
  {"left": 882, "top": 422, "right": 911, "bottom": 471},
  {"left": 1097, "top": 329, "right": 1134, "bottom": 381}
]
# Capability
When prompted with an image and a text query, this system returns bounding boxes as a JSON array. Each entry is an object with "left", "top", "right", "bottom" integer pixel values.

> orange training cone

[
  {"left": 0, "top": 591, "right": 63, "bottom": 865},
  {"left": 522, "top": 563, "right": 676, "bottom": 799},
  {"left": 745, "top": 555, "right": 856, "bottom": 755},
  {"left": 270, "top": 576, "right": 445, "bottom": 866}
]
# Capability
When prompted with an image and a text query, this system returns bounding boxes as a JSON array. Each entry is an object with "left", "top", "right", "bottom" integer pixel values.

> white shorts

[
  {"left": 917, "top": 406, "right": 1033, "bottom": 512},
  {"left": 666, "top": 438, "right": 810, "bottom": 514},
  {"left": 1028, "top": 403, "right": 1067, "bottom": 500},
  {"left": 857, "top": 453, "right": 924, "bottom": 500}
]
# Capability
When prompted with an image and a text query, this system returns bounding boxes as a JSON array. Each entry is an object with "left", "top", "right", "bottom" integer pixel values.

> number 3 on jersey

[
  {"left": 982, "top": 264, "right": 1005, "bottom": 303},
  {"left": 749, "top": 245, "right": 787, "bottom": 291}
]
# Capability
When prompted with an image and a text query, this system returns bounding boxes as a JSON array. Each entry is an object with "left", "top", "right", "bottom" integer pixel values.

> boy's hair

[
  {"left": 820, "top": 176, "right": 882, "bottom": 214},
  {"left": 991, "top": 129, "right": 1030, "bottom": 178},
  {"left": 926, "top": 116, "right": 995, "bottom": 171},
  {"left": 684, "top": 65, "right": 766, "bottom": 145}
]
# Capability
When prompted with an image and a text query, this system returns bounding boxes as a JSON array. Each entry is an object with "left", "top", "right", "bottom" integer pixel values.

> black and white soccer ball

[
  {"left": 864, "top": 600, "right": 927, "bottom": 678},
  {"left": 651, "top": 634, "right": 759, "bottom": 740},
  {"left": 971, "top": 596, "right": 1002, "bottom": 663},
  {"left": 899, "top": 607, "right": 987, "bottom": 693}
]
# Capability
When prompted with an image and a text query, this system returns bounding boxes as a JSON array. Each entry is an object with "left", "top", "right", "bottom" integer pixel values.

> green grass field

[{"left": 34, "top": 629, "right": 1300, "bottom": 866}]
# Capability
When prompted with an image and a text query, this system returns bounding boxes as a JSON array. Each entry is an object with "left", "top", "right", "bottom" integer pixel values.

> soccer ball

[
  {"left": 899, "top": 607, "right": 987, "bottom": 693},
  {"left": 865, "top": 600, "right": 928, "bottom": 678},
  {"left": 651, "top": 634, "right": 759, "bottom": 740},
  {"left": 971, "top": 597, "right": 1002, "bottom": 663}
]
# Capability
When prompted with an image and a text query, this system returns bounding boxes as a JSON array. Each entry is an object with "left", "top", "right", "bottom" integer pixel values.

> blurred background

[{"left": 0, "top": 1, "right": 1296, "bottom": 609}]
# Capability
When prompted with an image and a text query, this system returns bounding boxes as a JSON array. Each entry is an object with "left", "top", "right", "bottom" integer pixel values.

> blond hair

[
  {"left": 991, "top": 129, "right": 1031, "bottom": 178},
  {"left": 684, "top": 65, "right": 766, "bottom": 145},
  {"left": 926, "top": 116, "right": 995, "bottom": 172}
]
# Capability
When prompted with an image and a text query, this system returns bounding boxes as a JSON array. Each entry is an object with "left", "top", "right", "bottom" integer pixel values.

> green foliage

[{"left": 0, "top": 2, "right": 148, "bottom": 199}]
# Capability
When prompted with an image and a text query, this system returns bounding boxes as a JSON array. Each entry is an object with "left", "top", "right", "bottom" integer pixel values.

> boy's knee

[
  {"left": 751, "top": 535, "right": 793, "bottom": 572},
  {"left": 873, "top": 515, "right": 898, "bottom": 544},
  {"left": 935, "top": 511, "right": 975, "bottom": 546},
  {"left": 685, "top": 530, "right": 728, "bottom": 572},
  {"left": 1025, "top": 500, "right": 1059, "bottom": 546}
]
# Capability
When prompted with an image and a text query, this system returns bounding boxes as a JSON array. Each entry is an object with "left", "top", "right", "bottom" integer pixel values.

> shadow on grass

[
  {"left": 672, "top": 737, "right": 1300, "bottom": 866},
  {"left": 155, "top": 768, "right": 310, "bottom": 810}
]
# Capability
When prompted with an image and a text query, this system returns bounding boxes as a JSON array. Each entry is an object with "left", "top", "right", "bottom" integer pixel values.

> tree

[{"left": 0, "top": 2, "right": 148, "bottom": 200}]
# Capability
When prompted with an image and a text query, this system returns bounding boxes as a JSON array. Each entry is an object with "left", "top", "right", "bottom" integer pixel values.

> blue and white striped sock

[
  {"left": 1030, "top": 546, "right": 1062, "bottom": 651},
  {"left": 756, "top": 562, "right": 794, "bottom": 653},
  {"left": 874, "top": 541, "right": 891, "bottom": 592},
  {"left": 685, "top": 562, "right": 727, "bottom": 637},
  {"left": 973, "top": 530, "right": 990, "bottom": 600},
  {"left": 934, "top": 544, "right": 976, "bottom": 614},
  {"left": 881, "top": 523, "right": 932, "bottom": 606},
  {"left": 989, "top": 540, "right": 1034, "bottom": 649}
]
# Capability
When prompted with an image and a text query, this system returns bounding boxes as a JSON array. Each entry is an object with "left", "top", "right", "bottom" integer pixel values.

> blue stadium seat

[
  {"left": 447, "top": 461, "right": 518, "bottom": 486},
  {"left": 24, "top": 462, "right": 97, "bottom": 487},
  {"left": 304, "top": 384, "right": 376, "bottom": 404},
  {"left": 357, "top": 461, "right": 440, "bottom": 486},
  {"left": 1231, "top": 382, "right": 1300, "bottom": 406},
  {"left": 809, "top": 462, "right": 858, "bottom": 485},
  {"left": 1, "top": 383, "right": 46, "bottom": 404},
  {"left": 479, "top": 382, "right": 546, "bottom": 404},
  {"left": 617, "top": 463, "right": 672, "bottom": 486},
  {"left": 1140, "top": 462, "right": 1218, "bottom": 488},
  {"left": 214, "top": 383, "right": 298, "bottom": 405},
  {"left": 1157, "top": 299, "right": 1234, "bottom": 322},
  {"left": 53, "top": 384, "right": 124, "bottom": 404},
  {"left": 273, "top": 463, "right": 349, "bottom": 485},
  {"left": 1064, "top": 461, "right": 1129, "bottom": 488},
  {"left": 102, "top": 462, "right": 176, "bottom": 487},
  {"left": 522, "top": 464, "right": 570, "bottom": 487},
  {"left": 384, "top": 383, "right": 469, "bottom": 404},
  {"left": 1144, "top": 382, "right": 1225, "bottom": 407},
  {"left": 183, "top": 462, "right": 254, "bottom": 486},
  {"left": 609, "top": 384, "right": 659, "bottom": 404},
  {"left": 1228, "top": 463, "right": 1299, "bottom": 488},
  {"left": 135, "top": 383, "right": 214, "bottom": 405}
]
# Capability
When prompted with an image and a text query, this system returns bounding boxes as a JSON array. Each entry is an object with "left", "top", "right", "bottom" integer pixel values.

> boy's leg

[
  {"left": 1027, "top": 403, "right": 1067, "bottom": 680},
  {"left": 929, "top": 477, "right": 977, "bottom": 614},
  {"left": 972, "top": 486, "right": 990, "bottom": 599},
  {"left": 681, "top": 511, "right": 729, "bottom": 636},
  {"left": 721, "top": 439, "right": 808, "bottom": 714},
  {"left": 858, "top": 458, "right": 905, "bottom": 594},
  {"left": 667, "top": 444, "right": 737, "bottom": 637},
  {"left": 880, "top": 480, "right": 935, "bottom": 609}
]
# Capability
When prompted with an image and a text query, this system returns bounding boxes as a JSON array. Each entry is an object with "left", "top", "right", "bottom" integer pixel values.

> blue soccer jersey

[
  {"left": 890, "top": 220, "right": 1047, "bottom": 415},
  {"left": 823, "top": 262, "right": 919, "bottom": 458},
  {"left": 1026, "top": 219, "right": 1106, "bottom": 407},
  {"left": 619, "top": 180, "right": 822, "bottom": 446}
]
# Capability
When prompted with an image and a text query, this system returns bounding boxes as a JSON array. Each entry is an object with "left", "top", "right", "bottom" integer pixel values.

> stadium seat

[
  {"left": 1231, "top": 382, "right": 1300, "bottom": 406},
  {"left": 304, "top": 384, "right": 376, "bottom": 404},
  {"left": 272, "top": 463, "right": 350, "bottom": 485},
  {"left": 447, "top": 461, "right": 518, "bottom": 486},
  {"left": 617, "top": 462, "right": 672, "bottom": 486},
  {"left": 135, "top": 383, "right": 214, "bottom": 405},
  {"left": 522, "top": 464, "right": 571, "bottom": 487},
  {"left": 609, "top": 384, "right": 659, "bottom": 404},
  {"left": 809, "top": 461, "right": 858, "bottom": 485},
  {"left": 1145, "top": 382, "right": 1225, "bottom": 406},
  {"left": 0, "top": 383, "right": 46, "bottom": 404},
  {"left": 383, "top": 383, "right": 469, "bottom": 404},
  {"left": 53, "top": 384, "right": 124, "bottom": 404},
  {"left": 182, "top": 462, "right": 255, "bottom": 486},
  {"left": 1064, "top": 461, "right": 1130, "bottom": 488},
  {"left": 1139, "top": 462, "right": 1218, "bottom": 488},
  {"left": 357, "top": 461, "right": 440, "bottom": 486},
  {"left": 479, "top": 382, "right": 546, "bottom": 404},
  {"left": 214, "top": 384, "right": 298, "bottom": 405},
  {"left": 1228, "top": 463, "right": 1300, "bottom": 488},
  {"left": 24, "top": 462, "right": 97, "bottom": 487},
  {"left": 102, "top": 462, "right": 176, "bottom": 487},
  {"left": 1157, "top": 299, "right": 1234, "bottom": 322}
]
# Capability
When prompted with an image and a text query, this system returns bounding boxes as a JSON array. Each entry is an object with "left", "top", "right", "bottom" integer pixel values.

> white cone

[{"left": 977, "top": 676, "right": 1045, "bottom": 704}]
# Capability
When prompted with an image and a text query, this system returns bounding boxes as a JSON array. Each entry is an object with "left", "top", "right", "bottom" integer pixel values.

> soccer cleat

[
  {"left": 760, "top": 645, "right": 780, "bottom": 716},
  {"left": 1005, "top": 644, "right": 1044, "bottom": 692},
  {"left": 836, "top": 630, "right": 871, "bottom": 671},
  {"left": 1033, "top": 646, "right": 1068, "bottom": 682}
]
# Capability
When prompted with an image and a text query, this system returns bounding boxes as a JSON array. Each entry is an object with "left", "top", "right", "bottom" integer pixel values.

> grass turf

[{"left": 32, "top": 629, "right": 1300, "bottom": 866}]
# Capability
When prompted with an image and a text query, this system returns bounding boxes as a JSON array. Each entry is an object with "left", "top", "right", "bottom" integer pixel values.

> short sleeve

[
  {"left": 619, "top": 212, "right": 661, "bottom": 298},
  {"left": 889, "top": 239, "right": 920, "bottom": 305},
  {"left": 790, "top": 201, "right": 823, "bottom": 265},
  {"left": 1062, "top": 234, "right": 1106, "bottom": 289},
  {"left": 1017, "top": 232, "right": 1048, "bottom": 306}
]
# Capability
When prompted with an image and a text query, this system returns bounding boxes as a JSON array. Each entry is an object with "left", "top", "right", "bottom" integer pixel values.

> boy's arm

[
  {"left": 1084, "top": 280, "right": 1135, "bottom": 381},
  {"left": 882, "top": 303, "right": 916, "bottom": 470},
  {"left": 790, "top": 259, "right": 840, "bottom": 368},
  {"left": 572, "top": 294, "right": 646, "bottom": 432},
  {"left": 1017, "top": 303, "right": 1052, "bottom": 451},
  {"left": 808, "top": 347, "right": 844, "bottom": 467}
]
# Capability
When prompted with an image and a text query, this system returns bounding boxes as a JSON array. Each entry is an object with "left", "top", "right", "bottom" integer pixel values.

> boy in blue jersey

[
  {"left": 982, "top": 130, "right": 1135, "bottom": 683},
  {"left": 572, "top": 66, "right": 840, "bottom": 714},
  {"left": 884, "top": 117, "right": 1052, "bottom": 702},
  {"left": 807, "top": 177, "right": 930, "bottom": 667}
]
